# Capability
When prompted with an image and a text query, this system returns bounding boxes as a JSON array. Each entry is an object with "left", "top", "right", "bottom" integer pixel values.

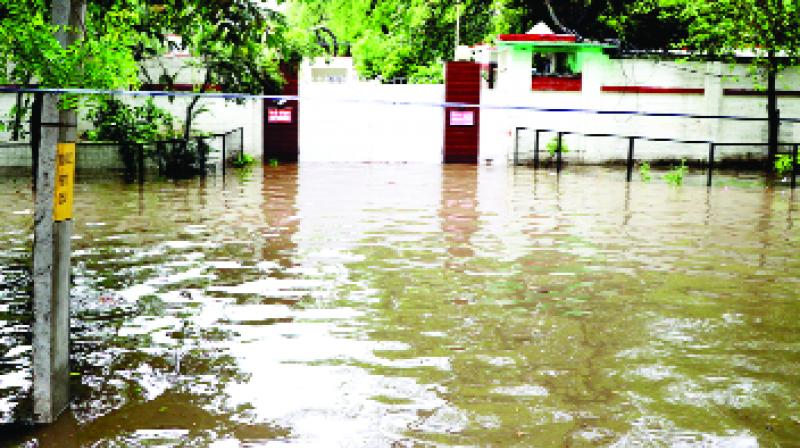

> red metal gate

[
  {"left": 444, "top": 61, "right": 480, "bottom": 164},
  {"left": 263, "top": 67, "right": 299, "bottom": 162}
]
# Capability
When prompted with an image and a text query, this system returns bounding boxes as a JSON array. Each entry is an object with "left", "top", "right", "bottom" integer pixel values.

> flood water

[{"left": 1, "top": 164, "right": 799, "bottom": 447}]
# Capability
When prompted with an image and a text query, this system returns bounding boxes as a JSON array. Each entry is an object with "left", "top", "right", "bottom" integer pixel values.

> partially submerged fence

[
  {"left": 2, "top": 127, "right": 247, "bottom": 182},
  {"left": 219, "top": 127, "right": 244, "bottom": 174},
  {"left": 144, "top": 127, "right": 244, "bottom": 180},
  {"left": 513, "top": 127, "right": 799, "bottom": 188}
]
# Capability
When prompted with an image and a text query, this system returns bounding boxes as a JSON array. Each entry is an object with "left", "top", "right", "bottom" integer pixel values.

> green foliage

[
  {"left": 232, "top": 152, "right": 256, "bottom": 168},
  {"left": 608, "top": 1, "right": 800, "bottom": 171},
  {"left": 142, "top": 1, "right": 307, "bottom": 140},
  {"left": 609, "top": 1, "right": 800, "bottom": 69},
  {"left": 286, "top": 0, "right": 495, "bottom": 81},
  {"left": 639, "top": 161, "right": 652, "bottom": 182},
  {"left": 775, "top": 153, "right": 798, "bottom": 176},
  {"left": 663, "top": 159, "right": 688, "bottom": 186},
  {"left": 88, "top": 97, "right": 182, "bottom": 178},
  {"left": 0, "top": 1, "right": 149, "bottom": 145},
  {"left": 6, "top": 96, "right": 32, "bottom": 141},
  {"left": 287, "top": 1, "right": 632, "bottom": 81},
  {"left": 0, "top": 0, "right": 309, "bottom": 144},
  {"left": 546, "top": 137, "right": 569, "bottom": 156},
  {"left": 408, "top": 64, "right": 444, "bottom": 84},
  {"left": 600, "top": 1, "right": 689, "bottom": 49},
  {"left": 151, "top": 138, "right": 214, "bottom": 179},
  {"left": 88, "top": 97, "right": 176, "bottom": 144},
  {"left": 0, "top": 0, "right": 143, "bottom": 101}
]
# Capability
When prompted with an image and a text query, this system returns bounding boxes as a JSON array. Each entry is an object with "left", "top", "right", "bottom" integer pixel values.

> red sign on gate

[
  {"left": 267, "top": 108, "right": 293, "bottom": 124},
  {"left": 449, "top": 110, "right": 475, "bottom": 126}
]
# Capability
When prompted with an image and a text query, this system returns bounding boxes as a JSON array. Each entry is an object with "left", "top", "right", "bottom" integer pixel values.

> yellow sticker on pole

[{"left": 54, "top": 143, "right": 75, "bottom": 221}]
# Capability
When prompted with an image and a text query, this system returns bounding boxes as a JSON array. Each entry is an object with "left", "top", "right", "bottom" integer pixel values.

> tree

[
  {"left": 284, "top": 0, "right": 641, "bottom": 82},
  {"left": 140, "top": 0, "right": 307, "bottom": 142},
  {"left": 609, "top": 0, "right": 800, "bottom": 166},
  {"left": 87, "top": 97, "right": 176, "bottom": 179},
  {"left": 0, "top": 0, "right": 64, "bottom": 140},
  {"left": 0, "top": 0, "right": 143, "bottom": 138},
  {"left": 286, "top": 0, "right": 507, "bottom": 82},
  {"left": 0, "top": 0, "right": 309, "bottom": 143}
]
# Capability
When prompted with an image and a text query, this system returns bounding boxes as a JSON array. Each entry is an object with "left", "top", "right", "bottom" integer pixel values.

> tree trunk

[
  {"left": 766, "top": 51, "right": 780, "bottom": 170},
  {"left": 182, "top": 68, "right": 211, "bottom": 142},
  {"left": 183, "top": 95, "right": 201, "bottom": 143}
]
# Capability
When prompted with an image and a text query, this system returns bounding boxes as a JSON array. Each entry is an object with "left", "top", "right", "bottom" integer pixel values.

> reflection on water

[{"left": 1, "top": 165, "right": 799, "bottom": 446}]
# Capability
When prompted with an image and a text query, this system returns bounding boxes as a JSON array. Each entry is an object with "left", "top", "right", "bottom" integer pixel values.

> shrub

[
  {"left": 546, "top": 137, "right": 569, "bottom": 156},
  {"left": 664, "top": 159, "right": 688, "bottom": 186},
  {"left": 775, "top": 153, "right": 798, "bottom": 176},
  {"left": 232, "top": 152, "right": 255, "bottom": 168},
  {"left": 639, "top": 161, "right": 652, "bottom": 182}
]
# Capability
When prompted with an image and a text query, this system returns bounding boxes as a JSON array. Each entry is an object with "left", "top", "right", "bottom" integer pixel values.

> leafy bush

[
  {"left": 88, "top": 97, "right": 215, "bottom": 179},
  {"left": 152, "top": 139, "right": 211, "bottom": 179},
  {"left": 87, "top": 97, "right": 178, "bottom": 179},
  {"left": 88, "top": 97, "right": 176, "bottom": 144},
  {"left": 408, "top": 63, "right": 444, "bottom": 84},
  {"left": 639, "top": 161, "right": 652, "bottom": 182},
  {"left": 664, "top": 159, "right": 688, "bottom": 186},
  {"left": 546, "top": 137, "right": 569, "bottom": 156},
  {"left": 775, "top": 153, "right": 798, "bottom": 176},
  {"left": 231, "top": 152, "right": 255, "bottom": 168}
]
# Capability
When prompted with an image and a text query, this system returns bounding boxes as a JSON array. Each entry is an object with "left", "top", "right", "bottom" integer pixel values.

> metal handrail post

[
  {"left": 626, "top": 137, "right": 635, "bottom": 182},
  {"left": 792, "top": 144, "right": 798, "bottom": 189},
  {"left": 198, "top": 137, "right": 207, "bottom": 178},
  {"left": 222, "top": 133, "right": 226, "bottom": 176},
  {"left": 239, "top": 127, "right": 244, "bottom": 161},
  {"left": 707, "top": 143, "right": 715, "bottom": 187},
  {"left": 556, "top": 132, "right": 563, "bottom": 174}
]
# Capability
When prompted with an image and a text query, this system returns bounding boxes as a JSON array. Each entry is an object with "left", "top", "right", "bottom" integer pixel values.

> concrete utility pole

[{"left": 32, "top": 0, "right": 84, "bottom": 424}]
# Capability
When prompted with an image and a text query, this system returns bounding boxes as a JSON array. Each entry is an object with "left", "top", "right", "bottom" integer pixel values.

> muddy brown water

[{"left": 0, "top": 164, "right": 799, "bottom": 447}]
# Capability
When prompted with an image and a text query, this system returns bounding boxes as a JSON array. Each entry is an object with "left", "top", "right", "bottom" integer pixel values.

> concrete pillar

[
  {"left": 500, "top": 47, "right": 533, "bottom": 95},
  {"left": 704, "top": 61, "right": 724, "bottom": 147},
  {"left": 32, "top": 0, "right": 83, "bottom": 424},
  {"left": 263, "top": 65, "right": 299, "bottom": 162},
  {"left": 32, "top": 93, "right": 66, "bottom": 423}
]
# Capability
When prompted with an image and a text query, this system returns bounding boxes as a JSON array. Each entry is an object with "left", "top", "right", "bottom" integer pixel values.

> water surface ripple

[{"left": 1, "top": 164, "right": 798, "bottom": 446}]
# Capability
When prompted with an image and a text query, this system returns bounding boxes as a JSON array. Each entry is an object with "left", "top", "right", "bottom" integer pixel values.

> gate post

[
  {"left": 263, "top": 64, "right": 299, "bottom": 162},
  {"left": 444, "top": 61, "right": 480, "bottom": 164}
]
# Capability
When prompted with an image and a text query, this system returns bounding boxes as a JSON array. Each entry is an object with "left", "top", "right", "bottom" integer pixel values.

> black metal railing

[
  {"left": 513, "top": 127, "right": 798, "bottom": 188},
  {"left": 219, "top": 127, "right": 244, "bottom": 174},
  {"left": 146, "top": 127, "right": 243, "bottom": 180},
  {"left": 151, "top": 137, "right": 213, "bottom": 180}
]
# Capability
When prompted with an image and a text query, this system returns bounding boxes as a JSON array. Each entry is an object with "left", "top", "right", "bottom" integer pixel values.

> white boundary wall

[
  {"left": 483, "top": 57, "right": 800, "bottom": 165},
  {"left": 0, "top": 57, "right": 265, "bottom": 160},
  {"left": 3, "top": 56, "right": 800, "bottom": 165},
  {"left": 298, "top": 82, "right": 444, "bottom": 163}
]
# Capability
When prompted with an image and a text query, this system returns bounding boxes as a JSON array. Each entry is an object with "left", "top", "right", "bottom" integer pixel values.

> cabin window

[
  {"left": 554, "top": 53, "right": 571, "bottom": 74},
  {"left": 533, "top": 53, "right": 552, "bottom": 75},
  {"left": 531, "top": 51, "right": 582, "bottom": 92},
  {"left": 532, "top": 52, "right": 575, "bottom": 76}
]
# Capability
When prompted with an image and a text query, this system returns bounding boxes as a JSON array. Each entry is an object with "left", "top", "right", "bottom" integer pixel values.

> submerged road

[{"left": 1, "top": 164, "right": 798, "bottom": 446}]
